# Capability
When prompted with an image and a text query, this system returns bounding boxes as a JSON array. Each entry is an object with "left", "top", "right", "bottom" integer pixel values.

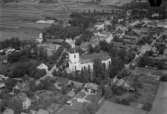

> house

[
  {"left": 37, "top": 43, "right": 60, "bottom": 57},
  {"left": 30, "top": 109, "right": 49, "bottom": 114},
  {"left": 47, "top": 103, "right": 60, "bottom": 113},
  {"left": 37, "top": 63, "right": 48, "bottom": 72},
  {"left": 80, "top": 42, "right": 91, "bottom": 51},
  {"left": 84, "top": 83, "right": 98, "bottom": 94},
  {"left": 38, "top": 109, "right": 49, "bottom": 114},
  {"left": 164, "top": 48, "right": 167, "bottom": 56},
  {"left": 129, "top": 20, "right": 140, "bottom": 26},
  {"left": 0, "top": 79, "right": 5, "bottom": 89},
  {"left": 17, "top": 93, "right": 31, "bottom": 110},
  {"left": 68, "top": 48, "right": 111, "bottom": 72},
  {"left": 151, "top": 46, "right": 157, "bottom": 53},
  {"left": 65, "top": 38, "right": 75, "bottom": 48},
  {"left": 123, "top": 34, "right": 139, "bottom": 44},
  {"left": 1, "top": 55, "right": 8, "bottom": 63},
  {"left": 14, "top": 80, "right": 30, "bottom": 92},
  {"left": 94, "top": 22, "right": 105, "bottom": 30},
  {"left": 157, "top": 20, "right": 167, "bottom": 28},
  {"left": 36, "top": 33, "right": 43, "bottom": 43},
  {"left": 3, "top": 109, "right": 14, "bottom": 114},
  {"left": 46, "top": 39, "right": 64, "bottom": 44}
]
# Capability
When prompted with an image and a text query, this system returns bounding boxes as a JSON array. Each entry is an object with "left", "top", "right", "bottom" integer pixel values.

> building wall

[
  {"left": 69, "top": 52, "right": 112, "bottom": 72},
  {"left": 69, "top": 53, "right": 82, "bottom": 71}
]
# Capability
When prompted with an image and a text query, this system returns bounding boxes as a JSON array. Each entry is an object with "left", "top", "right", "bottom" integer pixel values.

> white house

[
  {"left": 36, "top": 33, "right": 43, "bottom": 43},
  {"left": 37, "top": 63, "right": 48, "bottom": 72},
  {"left": 94, "top": 23, "right": 105, "bottom": 30},
  {"left": 68, "top": 48, "right": 111, "bottom": 72},
  {"left": 17, "top": 93, "right": 31, "bottom": 110},
  {"left": 65, "top": 38, "right": 75, "bottom": 48},
  {"left": 157, "top": 20, "right": 167, "bottom": 29}
]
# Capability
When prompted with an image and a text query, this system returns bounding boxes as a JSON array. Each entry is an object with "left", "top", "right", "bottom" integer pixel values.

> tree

[
  {"left": 88, "top": 44, "right": 94, "bottom": 53},
  {"left": 5, "top": 78, "right": 16, "bottom": 92},
  {"left": 107, "top": 25, "right": 112, "bottom": 31},
  {"left": 99, "top": 40, "right": 110, "bottom": 51},
  {"left": 87, "top": 104, "right": 95, "bottom": 114},
  {"left": 157, "top": 61, "right": 165, "bottom": 69},
  {"left": 29, "top": 80, "right": 37, "bottom": 91},
  {"left": 52, "top": 69, "right": 57, "bottom": 76},
  {"left": 93, "top": 58, "right": 104, "bottom": 79},
  {"left": 104, "top": 87, "right": 112, "bottom": 99},
  {"left": 34, "top": 69, "right": 46, "bottom": 79},
  {"left": 118, "top": 49, "right": 126, "bottom": 60},
  {"left": 0, "top": 100, "right": 7, "bottom": 112},
  {"left": 8, "top": 98, "right": 23, "bottom": 114},
  {"left": 143, "top": 103, "right": 152, "bottom": 111},
  {"left": 94, "top": 45, "right": 101, "bottom": 53}
]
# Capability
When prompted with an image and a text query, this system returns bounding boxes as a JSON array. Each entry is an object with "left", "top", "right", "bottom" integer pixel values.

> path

[
  {"left": 125, "top": 33, "right": 163, "bottom": 69},
  {"left": 40, "top": 49, "right": 66, "bottom": 80},
  {"left": 148, "top": 82, "right": 167, "bottom": 114},
  {"left": 58, "top": 0, "right": 71, "bottom": 14}
]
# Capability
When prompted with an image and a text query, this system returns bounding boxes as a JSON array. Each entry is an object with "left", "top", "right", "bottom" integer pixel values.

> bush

[
  {"left": 160, "top": 76, "right": 167, "bottom": 82},
  {"left": 115, "top": 98, "right": 130, "bottom": 106},
  {"left": 143, "top": 103, "right": 152, "bottom": 111}
]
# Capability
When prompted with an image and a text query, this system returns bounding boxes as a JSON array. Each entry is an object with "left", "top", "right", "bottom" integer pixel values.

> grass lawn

[
  {"left": 136, "top": 84, "right": 157, "bottom": 105},
  {"left": 148, "top": 82, "right": 167, "bottom": 114},
  {"left": 96, "top": 101, "right": 146, "bottom": 114}
]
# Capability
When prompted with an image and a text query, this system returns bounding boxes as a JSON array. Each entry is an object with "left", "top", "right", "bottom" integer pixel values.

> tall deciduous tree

[
  {"left": 93, "top": 58, "right": 104, "bottom": 78},
  {"left": 8, "top": 98, "right": 23, "bottom": 114}
]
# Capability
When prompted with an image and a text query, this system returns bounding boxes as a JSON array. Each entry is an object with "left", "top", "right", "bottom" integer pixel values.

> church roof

[{"left": 80, "top": 52, "right": 110, "bottom": 64}]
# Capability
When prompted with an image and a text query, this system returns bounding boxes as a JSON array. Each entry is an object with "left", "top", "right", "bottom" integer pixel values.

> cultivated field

[
  {"left": 0, "top": 0, "right": 62, "bottom": 41},
  {"left": 99, "top": 0, "right": 132, "bottom": 6},
  {"left": 64, "top": 2, "right": 117, "bottom": 12},
  {"left": 149, "top": 82, "right": 167, "bottom": 114},
  {"left": 96, "top": 101, "right": 146, "bottom": 114}
]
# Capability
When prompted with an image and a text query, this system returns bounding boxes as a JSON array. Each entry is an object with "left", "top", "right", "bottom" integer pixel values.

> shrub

[
  {"left": 143, "top": 103, "right": 152, "bottom": 111},
  {"left": 160, "top": 76, "right": 167, "bottom": 82}
]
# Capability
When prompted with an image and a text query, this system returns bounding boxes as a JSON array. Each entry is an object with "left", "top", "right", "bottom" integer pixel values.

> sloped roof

[
  {"left": 15, "top": 80, "right": 29, "bottom": 91},
  {"left": 3, "top": 109, "right": 14, "bottom": 114},
  {"left": 38, "top": 109, "right": 49, "bottom": 114},
  {"left": 80, "top": 52, "right": 110, "bottom": 64},
  {"left": 17, "top": 93, "right": 28, "bottom": 102},
  {"left": 37, "top": 63, "right": 48, "bottom": 70},
  {"left": 84, "top": 83, "right": 98, "bottom": 90}
]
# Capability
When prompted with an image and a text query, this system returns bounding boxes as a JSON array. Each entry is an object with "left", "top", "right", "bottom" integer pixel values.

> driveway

[{"left": 148, "top": 82, "right": 167, "bottom": 114}]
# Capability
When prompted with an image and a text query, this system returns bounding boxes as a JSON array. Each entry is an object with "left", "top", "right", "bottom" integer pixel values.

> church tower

[{"left": 68, "top": 48, "right": 81, "bottom": 72}]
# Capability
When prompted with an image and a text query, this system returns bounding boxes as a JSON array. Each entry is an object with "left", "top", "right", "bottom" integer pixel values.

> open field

[
  {"left": 99, "top": 0, "right": 132, "bottom": 6},
  {"left": 96, "top": 101, "right": 146, "bottom": 114},
  {"left": 148, "top": 82, "right": 167, "bottom": 114},
  {"left": 0, "top": 0, "right": 118, "bottom": 41},
  {"left": 0, "top": 0, "right": 63, "bottom": 41},
  {"left": 64, "top": 2, "right": 117, "bottom": 12}
]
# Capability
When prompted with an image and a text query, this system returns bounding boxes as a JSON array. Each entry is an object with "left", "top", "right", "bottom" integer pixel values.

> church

[{"left": 68, "top": 48, "right": 111, "bottom": 72}]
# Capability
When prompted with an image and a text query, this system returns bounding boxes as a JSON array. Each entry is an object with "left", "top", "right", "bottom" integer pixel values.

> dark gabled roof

[{"left": 80, "top": 52, "right": 110, "bottom": 64}]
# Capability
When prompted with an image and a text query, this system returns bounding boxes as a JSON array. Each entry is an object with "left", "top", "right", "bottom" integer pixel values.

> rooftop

[
  {"left": 84, "top": 83, "right": 98, "bottom": 90},
  {"left": 80, "top": 52, "right": 110, "bottom": 64}
]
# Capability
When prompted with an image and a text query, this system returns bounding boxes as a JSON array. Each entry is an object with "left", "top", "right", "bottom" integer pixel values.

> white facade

[
  {"left": 23, "top": 98, "right": 31, "bottom": 110},
  {"left": 69, "top": 52, "right": 111, "bottom": 72}
]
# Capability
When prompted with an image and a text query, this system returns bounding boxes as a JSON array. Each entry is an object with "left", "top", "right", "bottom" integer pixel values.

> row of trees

[
  {"left": 138, "top": 51, "right": 165, "bottom": 69},
  {"left": 0, "top": 37, "right": 36, "bottom": 50}
]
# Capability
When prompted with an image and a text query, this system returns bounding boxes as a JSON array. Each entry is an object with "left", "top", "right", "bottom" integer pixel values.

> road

[
  {"left": 58, "top": 0, "right": 71, "bottom": 14},
  {"left": 40, "top": 49, "right": 66, "bottom": 80},
  {"left": 125, "top": 33, "right": 163, "bottom": 69}
]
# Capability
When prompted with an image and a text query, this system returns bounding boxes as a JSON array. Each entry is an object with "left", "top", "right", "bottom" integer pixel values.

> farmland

[{"left": 0, "top": 0, "right": 118, "bottom": 41}]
